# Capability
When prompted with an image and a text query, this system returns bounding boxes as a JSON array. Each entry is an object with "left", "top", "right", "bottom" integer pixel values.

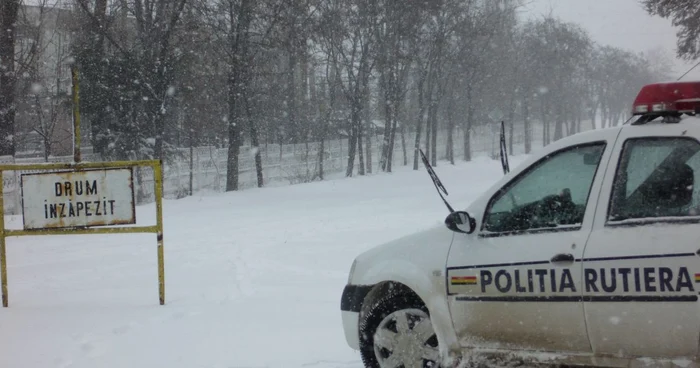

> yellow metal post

[
  {"left": 154, "top": 161, "right": 165, "bottom": 305},
  {"left": 0, "top": 170, "right": 7, "bottom": 307},
  {"left": 71, "top": 65, "right": 81, "bottom": 163}
]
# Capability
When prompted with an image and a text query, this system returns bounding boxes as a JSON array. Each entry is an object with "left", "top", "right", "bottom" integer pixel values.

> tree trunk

[
  {"left": 244, "top": 97, "right": 263, "bottom": 187},
  {"left": 346, "top": 102, "right": 361, "bottom": 177},
  {"left": 287, "top": 42, "right": 297, "bottom": 143},
  {"left": 412, "top": 67, "right": 427, "bottom": 170},
  {"left": 379, "top": 72, "right": 391, "bottom": 171},
  {"left": 149, "top": 0, "right": 187, "bottom": 161},
  {"left": 346, "top": 129, "right": 357, "bottom": 177},
  {"left": 612, "top": 111, "right": 620, "bottom": 127},
  {"left": 387, "top": 112, "right": 396, "bottom": 172},
  {"left": 300, "top": 40, "right": 309, "bottom": 143},
  {"left": 365, "top": 93, "right": 372, "bottom": 174},
  {"left": 576, "top": 110, "right": 582, "bottom": 133},
  {"left": 387, "top": 88, "right": 401, "bottom": 172},
  {"left": 601, "top": 107, "right": 607, "bottom": 129},
  {"left": 507, "top": 109, "right": 515, "bottom": 154},
  {"left": 149, "top": 68, "right": 170, "bottom": 160},
  {"left": 464, "top": 86, "right": 473, "bottom": 161},
  {"left": 430, "top": 100, "right": 438, "bottom": 166},
  {"left": 225, "top": 0, "right": 252, "bottom": 191},
  {"left": 226, "top": 71, "right": 242, "bottom": 191},
  {"left": 424, "top": 115, "right": 431, "bottom": 164},
  {"left": 189, "top": 132, "right": 194, "bottom": 196},
  {"left": 540, "top": 99, "right": 549, "bottom": 147},
  {"left": 446, "top": 108, "right": 454, "bottom": 165},
  {"left": 0, "top": 0, "right": 19, "bottom": 157},
  {"left": 554, "top": 117, "right": 563, "bottom": 141},
  {"left": 318, "top": 137, "right": 325, "bottom": 180},
  {"left": 401, "top": 123, "right": 407, "bottom": 166},
  {"left": 384, "top": 118, "right": 394, "bottom": 172},
  {"left": 523, "top": 99, "right": 531, "bottom": 154},
  {"left": 463, "top": 114, "right": 472, "bottom": 162},
  {"left": 43, "top": 136, "right": 51, "bottom": 162},
  {"left": 413, "top": 104, "right": 424, "bottom": 170},
  {"left": 84, "top": 0, "right": 109, "bottom": 156},
  {"left": 317, "top": 101, "right": 330, "bottom": 181},
  {"left": 358, "top": 119, "right": 365, "bottom": 175},
  {"left": 317, "top": 116, "right": 328, "bottom": 181}
]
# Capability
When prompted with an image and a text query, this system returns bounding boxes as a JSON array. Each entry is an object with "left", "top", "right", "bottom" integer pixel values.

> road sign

[
  {"left": 20, "top": 168, "right": 136, "bottom": 230},
  {"left": 0, "top": 160, "right": 165, "bottom": 308}
]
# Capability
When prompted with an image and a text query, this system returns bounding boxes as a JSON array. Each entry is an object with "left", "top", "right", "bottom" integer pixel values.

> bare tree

[
  {"left": 74, "top": 0, "right": 188, "bottom": 160},
  {"left": 376, "top": 0, "right": 424, "bottom": 172},
  {"left": 318, "top": 0, "right": 378, "bottom": 177},
  {"left": 203, "top": 0, "right": 286, "bottom": 190},
  {"left": 215, "top": 0, "right": 254, "bottom": 191},
  {"left": 410, "top": 0, "right": 451, "bottom": 169}
]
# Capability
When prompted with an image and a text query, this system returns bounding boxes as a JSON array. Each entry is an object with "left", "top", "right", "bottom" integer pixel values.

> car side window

[
  {"left": 608, "top": 137, "right": 700, "bottom": 223},
  {"left": 482, "top": 143, "right": 606, "bottom": 234}
]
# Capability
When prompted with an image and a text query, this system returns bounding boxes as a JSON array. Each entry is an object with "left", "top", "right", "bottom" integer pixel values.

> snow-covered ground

[{"left": 0, "top": 154, "right": 528, "bottom": 368}]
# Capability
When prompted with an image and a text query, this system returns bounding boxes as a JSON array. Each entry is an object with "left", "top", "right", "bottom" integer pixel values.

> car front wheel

[{"left": 359, "top": 292, "right": 440, "bottom": 368}]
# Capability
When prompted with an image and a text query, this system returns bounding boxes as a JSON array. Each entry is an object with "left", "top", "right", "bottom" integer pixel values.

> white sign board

[{"left": 20, "top": 168, "right": 136, "bottom": 230}]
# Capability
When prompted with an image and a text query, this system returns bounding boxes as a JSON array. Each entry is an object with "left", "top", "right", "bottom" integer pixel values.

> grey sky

[{"left": 520, "top": 0, "right": 700, "bottom": 81}]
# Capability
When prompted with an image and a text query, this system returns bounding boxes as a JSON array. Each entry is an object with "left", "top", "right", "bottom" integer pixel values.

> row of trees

[{"left": 0, "top": 0, "right": 673, "bottom": 191}]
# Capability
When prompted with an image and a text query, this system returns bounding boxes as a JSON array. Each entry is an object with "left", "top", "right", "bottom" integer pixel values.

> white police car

[{"left": 341, "top": 81, "right": 700, "bottom": 368}]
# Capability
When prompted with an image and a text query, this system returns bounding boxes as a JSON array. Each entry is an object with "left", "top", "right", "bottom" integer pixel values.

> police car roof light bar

[{"left": 631, "top": 81, "right": 700, "bottom": 125}]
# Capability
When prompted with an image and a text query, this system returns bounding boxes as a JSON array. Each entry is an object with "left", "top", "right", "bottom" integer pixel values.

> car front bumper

[
  {"left": 341, "top": 310, "right": 360, "bottom": 350},
  {"left": 340, "top": 284, "right": 373, "bottom": 350}
]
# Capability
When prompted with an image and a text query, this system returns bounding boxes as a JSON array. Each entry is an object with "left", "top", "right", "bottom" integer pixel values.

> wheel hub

[{"left": 373, "top": 308, "right": 439, "bottom": 368}]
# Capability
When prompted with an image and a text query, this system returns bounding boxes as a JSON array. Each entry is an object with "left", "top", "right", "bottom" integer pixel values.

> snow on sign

[{"left": 20, "top": 168, "right": 136, "bottom": 230}]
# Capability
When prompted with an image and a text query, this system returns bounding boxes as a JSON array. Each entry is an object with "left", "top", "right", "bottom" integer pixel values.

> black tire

[{"left": 358, "top": 291, "right": 440, "bottom": 368}]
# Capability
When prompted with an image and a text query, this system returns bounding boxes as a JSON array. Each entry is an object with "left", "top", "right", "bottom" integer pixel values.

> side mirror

[{"left": 445, "top": 211, "right": 476, "bottom": 234}]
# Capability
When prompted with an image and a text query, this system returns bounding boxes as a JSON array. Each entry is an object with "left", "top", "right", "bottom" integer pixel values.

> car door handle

[{"left": 550, "top": 253, "right": 575, "bottom": 263}]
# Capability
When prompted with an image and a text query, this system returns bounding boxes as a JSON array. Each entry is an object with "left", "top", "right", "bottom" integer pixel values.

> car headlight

[{"left": 347, "top": 259, "right": 358, "bottom": 283}]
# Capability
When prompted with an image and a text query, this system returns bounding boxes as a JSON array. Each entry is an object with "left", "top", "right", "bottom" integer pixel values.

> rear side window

[{"left": 608, "top": 137, "right": 700, "bottom": 223}]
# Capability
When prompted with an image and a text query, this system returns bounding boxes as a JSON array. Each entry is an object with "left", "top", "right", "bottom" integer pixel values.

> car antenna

[
  {"left": 419, "top": 148, "right": 455, "bottom": 213},
  {"left": 676, "top": 60, "right": 700, "bottom": 81}
]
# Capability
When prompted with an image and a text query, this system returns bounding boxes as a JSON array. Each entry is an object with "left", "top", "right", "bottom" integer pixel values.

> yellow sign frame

[{"left": 0, "top": 159, "right": 165, "bottom": 307}]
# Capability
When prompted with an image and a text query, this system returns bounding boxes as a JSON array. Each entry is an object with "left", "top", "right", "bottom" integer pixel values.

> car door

[
  {"left": 583, "top": 124, "right": 700, "bottom": 359},
  {"left": 446, "top": 138, "right": 613, "bottom": 354}
]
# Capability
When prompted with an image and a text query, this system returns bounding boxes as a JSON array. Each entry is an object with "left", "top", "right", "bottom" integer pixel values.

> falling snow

[{"left": 0, "top": 156, "right": 526, "bottom": 368}]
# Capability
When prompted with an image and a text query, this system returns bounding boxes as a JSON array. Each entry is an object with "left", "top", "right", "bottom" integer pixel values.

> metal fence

[{"left": 1, "top": 120, "right": 591, "bottom": 215}]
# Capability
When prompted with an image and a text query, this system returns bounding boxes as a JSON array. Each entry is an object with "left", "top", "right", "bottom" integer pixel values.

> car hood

[{"left": 354, "top": 223, "right": 456, "bottom": 272}]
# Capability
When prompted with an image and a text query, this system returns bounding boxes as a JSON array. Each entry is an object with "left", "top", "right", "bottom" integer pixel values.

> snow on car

[{"left": 341, "top": 81, "right": 700, "bottom": 368}]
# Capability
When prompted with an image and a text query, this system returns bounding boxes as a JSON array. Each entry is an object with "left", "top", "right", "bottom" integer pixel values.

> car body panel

[
  {"left": 446, "top": 128, "right": 620, "bottom": 353},
  {"left": 581, "top": 121, "right": 700, "bottom": 358},
  {"left": 345, "top": 225, "right": 461, "bottom": 355}
]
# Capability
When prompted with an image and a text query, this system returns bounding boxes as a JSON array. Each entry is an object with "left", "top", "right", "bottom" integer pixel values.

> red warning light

[{"left": 632, "top": 81, "right": 700, "bottom": 116}]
